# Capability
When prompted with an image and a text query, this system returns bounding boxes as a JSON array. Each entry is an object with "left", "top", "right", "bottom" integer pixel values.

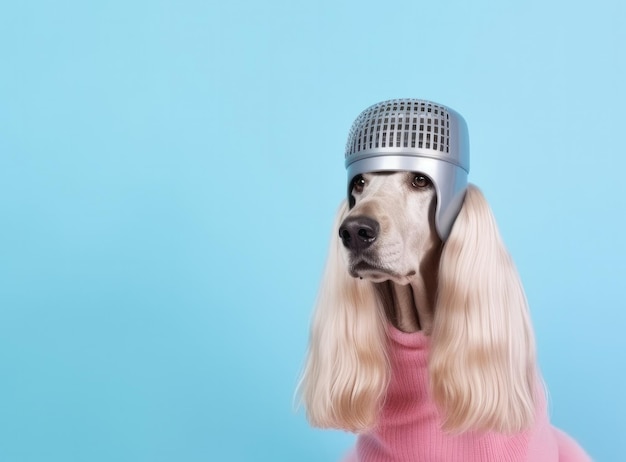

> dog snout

[{"left": 339, "top": 216, "right": 380, "bottom": 252}]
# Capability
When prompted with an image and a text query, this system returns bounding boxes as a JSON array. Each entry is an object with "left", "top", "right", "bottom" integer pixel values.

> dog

[{"left": 298, "top": 170, "right": 591, "bottom": 461}]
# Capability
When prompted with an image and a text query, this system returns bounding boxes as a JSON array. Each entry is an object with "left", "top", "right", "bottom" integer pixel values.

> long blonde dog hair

[{"left": 299, "top": 185, "right": 537, "bottom": 434}]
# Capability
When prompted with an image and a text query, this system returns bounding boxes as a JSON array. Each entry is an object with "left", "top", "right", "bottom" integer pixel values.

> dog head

[{"left": 339, "top": 171, "right": 440, "bottom": 285}]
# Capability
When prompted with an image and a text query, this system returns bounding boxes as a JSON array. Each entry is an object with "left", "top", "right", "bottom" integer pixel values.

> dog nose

[{"left": 339, "top": 216, "right": 380, "bottom": 252}]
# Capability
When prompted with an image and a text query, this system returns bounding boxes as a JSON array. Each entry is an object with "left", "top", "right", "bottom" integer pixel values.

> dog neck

[{"left": 375, "top": 247, "right": 441, "bottom": 334}]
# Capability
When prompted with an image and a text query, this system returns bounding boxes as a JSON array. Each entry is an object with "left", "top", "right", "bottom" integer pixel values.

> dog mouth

[{"left": 349, "top": 259, "right": 410, "bottom": 283}]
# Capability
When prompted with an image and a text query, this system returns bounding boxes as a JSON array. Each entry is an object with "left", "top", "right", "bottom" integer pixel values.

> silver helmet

[{"left": 345, "top": 98, "right": 470, "bottom": 240}]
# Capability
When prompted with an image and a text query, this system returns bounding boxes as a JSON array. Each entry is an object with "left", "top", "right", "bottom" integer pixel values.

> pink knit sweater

[{"left": 343, "top": 326, "right": 590, "bottom": 462}]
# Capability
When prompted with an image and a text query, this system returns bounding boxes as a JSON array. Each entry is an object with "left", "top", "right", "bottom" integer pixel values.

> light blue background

[{"left": 1, "top": 1, "right": 624, "bottom": 461}]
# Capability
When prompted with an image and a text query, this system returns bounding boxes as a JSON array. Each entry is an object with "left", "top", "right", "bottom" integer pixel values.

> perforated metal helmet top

[{"left": 345, "top": 98, "right": 470, "bottom": 240}]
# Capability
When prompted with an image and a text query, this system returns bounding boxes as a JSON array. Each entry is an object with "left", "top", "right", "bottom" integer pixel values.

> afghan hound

[{"left": 298, "top": 172, "right": 590, "bottom": 461}]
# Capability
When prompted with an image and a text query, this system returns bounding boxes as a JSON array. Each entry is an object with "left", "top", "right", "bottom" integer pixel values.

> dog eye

[
  {"left": 412, "top": 175, "right": 430, "bottom": 188},
  {"left": 352, "top": 175, "right": 366, "bottom": 193}
]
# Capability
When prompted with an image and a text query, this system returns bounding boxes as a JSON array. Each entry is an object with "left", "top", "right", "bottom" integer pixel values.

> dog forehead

[
  {"left": 360, "top": 172, "right": 435, "bottom": 207},
  {"left": 359, "top": 172, "right": 406, "bottom": 195},
  {"left": 364, "top": 171, "right": 408, "bottom": 183},
  {"left": 364, "top": 171, "right": 429, "bottom": 191}
]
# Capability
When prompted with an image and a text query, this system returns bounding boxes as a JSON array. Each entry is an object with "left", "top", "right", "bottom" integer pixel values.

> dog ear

[
  {"left": 298, "top": 200, "right": 389, "bottom": 432},
  {"left": 429, "top": 185, "right": 537, "bottom": 433}
]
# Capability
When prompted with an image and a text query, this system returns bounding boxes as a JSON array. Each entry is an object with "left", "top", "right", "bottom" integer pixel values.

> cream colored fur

[
  {"left": 298, "top": 179, "right": 536, "bottom": 434},
  {"left": 299, "top": 200, "right": 390, "bottom": 431}
]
